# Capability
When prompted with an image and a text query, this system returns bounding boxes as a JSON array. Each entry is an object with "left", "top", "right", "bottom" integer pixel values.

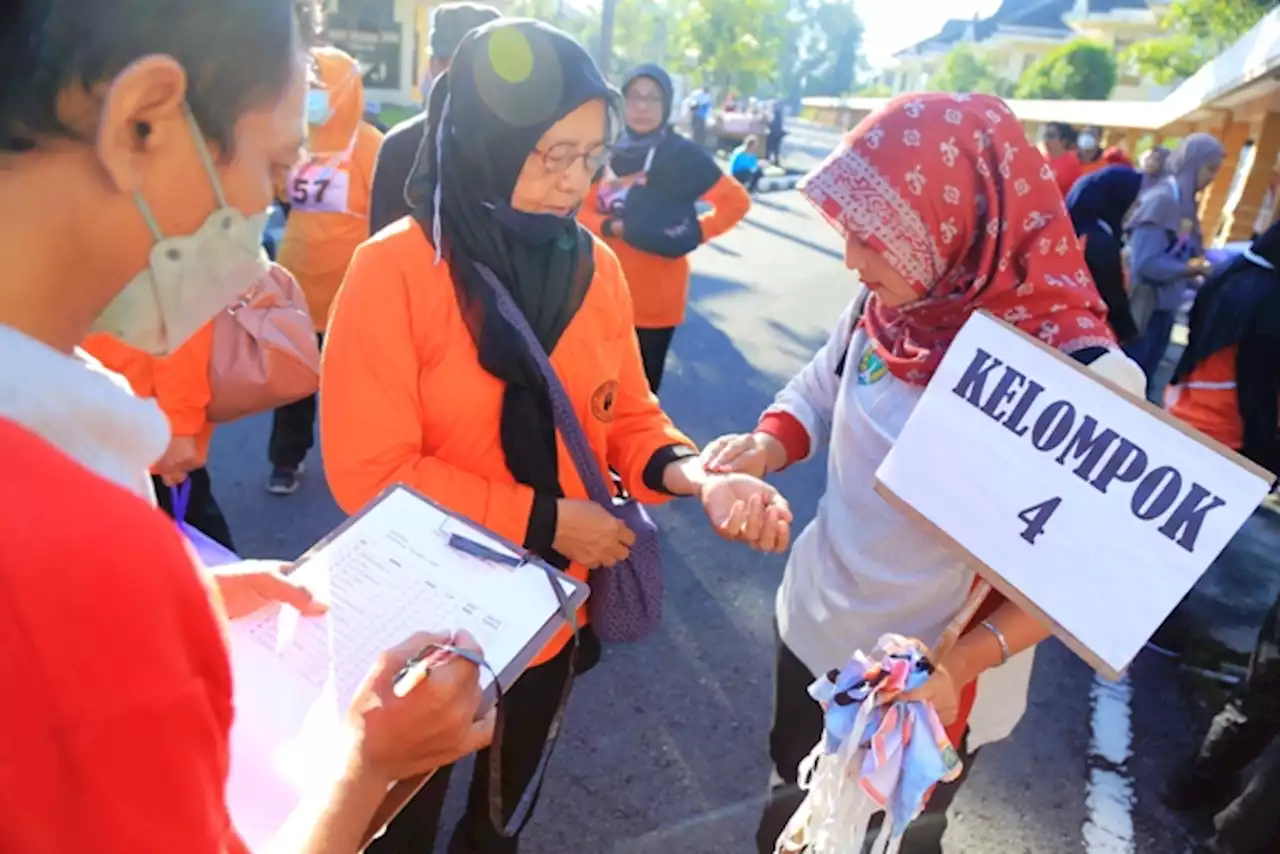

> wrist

[
  {"left": 941, "top": 636, "right": 990, "bottom": 687},
  {"left": 341, "top": 732, "right": 395, "bottom": 792},
  {"left": 756, "top": 432, "right": 788, "bottom": 474},
  {"left": 663, "top": 455, "right": 710, "bottom": 497}
]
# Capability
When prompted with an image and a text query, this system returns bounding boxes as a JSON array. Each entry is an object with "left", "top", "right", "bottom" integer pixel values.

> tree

[
  {"left": 673, "top": 0, "right": 791, "bottom": 93},
  {"left": 1014, "top": 39, "right": 1117, "bottom": 100},
  {"left": 928, "top": 44, "right": 1014, "bottom": 96},
  {"left": 1125, "top": 0, "right": 1276, "bottom": 86},
  {"left": 782, "top": 0, "right": 862, "bottom": 98}
]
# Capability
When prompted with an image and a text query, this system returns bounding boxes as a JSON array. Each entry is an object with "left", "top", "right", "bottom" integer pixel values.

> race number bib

[{"left": 287, "top": 163, "right": 351, "bottom": 214}]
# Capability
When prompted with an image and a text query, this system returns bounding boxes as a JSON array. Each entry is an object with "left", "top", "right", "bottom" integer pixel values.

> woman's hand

[
  {"left": 700, "top": 432, "right": 787, "bottom": 478},
  {"left": 900, "top": 644, "right": 980, "bottom": 726},
  {"left": 209, "top": 560, "right": 329, "bottom": 620},
  {"left": 699, "top": 473, "right": 793, "bottom": 553},
  {"left": 346, "top": 630, "right": 494, "bottom": 784},
  {"left": 553, "top": 498, "right": 636, "bottom": 568},
  {"left": 156, "top": 435, "right": 201, "bottom": 486}
]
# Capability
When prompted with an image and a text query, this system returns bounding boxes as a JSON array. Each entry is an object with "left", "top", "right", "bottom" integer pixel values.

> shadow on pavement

[{"left": 740, "top": 215, "right": 842, "bottom": 262}]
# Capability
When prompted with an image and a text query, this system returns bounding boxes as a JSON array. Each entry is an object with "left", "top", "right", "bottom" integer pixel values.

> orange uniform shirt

[
  {"left": 279, "top": 46, "right": 384, "bottom": 331},
  {"left": 320, "top": 220, "right": 694, "bottom": 663},
  {"left": 579, "top": 174, "right": 751, "bottom": 329},
  {"left": 83, "top": 324, "right": 216, "bottom": 470},
  {"left": 0, "top": 418, "right": 240, "bottom": 854}
]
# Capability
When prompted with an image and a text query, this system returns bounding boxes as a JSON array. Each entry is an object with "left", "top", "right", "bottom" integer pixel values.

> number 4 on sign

[{"left": 1017, "top": 497, "right": 1062, "bottom": 544}]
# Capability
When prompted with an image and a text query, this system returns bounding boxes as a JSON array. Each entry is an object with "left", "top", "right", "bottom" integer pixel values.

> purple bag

[
  {"left": 170, "top": 481, "right": 239, "bottom": 567},
  {"left": 474, "top": 263, "right": 663, "bottom": 643}
]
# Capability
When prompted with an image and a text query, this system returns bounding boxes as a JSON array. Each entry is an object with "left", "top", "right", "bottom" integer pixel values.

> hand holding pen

[{"left": 344, "top": 630, "right": 495, "bottom": 785}]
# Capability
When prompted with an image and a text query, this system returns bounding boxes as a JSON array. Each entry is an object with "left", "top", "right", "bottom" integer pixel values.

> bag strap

[
  {"left": 833, "top": 283, "right": 871, "bottom": 380},
  {"left": 472, "top": 262, "right": 614, "bottom": 509},
  {"left": 170, "top": 481, "right": 191, "bottom": 523}
]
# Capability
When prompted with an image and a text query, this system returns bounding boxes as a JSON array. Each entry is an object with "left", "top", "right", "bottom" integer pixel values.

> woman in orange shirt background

[
  {"left": 579, "top": 63, "right": 751, "bottom": 393},
  {"left": 269, "top": 45, "right": 383, "bottom": 496},
  {"left": 321, "top": 21, "right": 790, "bottom": 854},
  {"left": 83, "top": 323, "right": 235, "bottom": 548}
]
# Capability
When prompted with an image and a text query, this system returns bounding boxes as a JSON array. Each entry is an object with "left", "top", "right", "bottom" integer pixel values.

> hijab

[
  {"left": 409, "top": 19, "right": 616, "bottom": 563},
  {"left": 800, "top": 93, "right": 1114, "bottom": 386},
  {"left": 1140, "top": 145, "right": 1170, "bottom": 191},
  {"left": 609, "top": 64, "right": 722, "bottom": 202},
  {"left": 1172, "top": 220, "right": 1280, "bottom": 385},
  {"left": 1129, "top": 134, "right": 1225, "bottom": 237},
  {"left": 1066, "top": 166, "right": 1144, "bottom": 239}
]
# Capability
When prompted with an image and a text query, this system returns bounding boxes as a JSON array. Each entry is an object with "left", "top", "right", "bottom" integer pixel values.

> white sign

[{"left": 875, "top": 312, "right": 1273, "bottom": 678}]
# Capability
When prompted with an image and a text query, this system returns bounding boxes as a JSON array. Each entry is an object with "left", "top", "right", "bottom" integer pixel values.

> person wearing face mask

[
  {"left": 0, "top": 2, "right": 495, "bottom": 851},
  {"left": 1124, "top": 133, "right": 1226, "bottom": 394},
  {"left": 320, "top": 21, "right": 792, "bottom": 853},
  {"left": 698, "top": 94, "right": 1146, "bottom": 854},
  {"left": 268, "top": 45, "right": 384, "bottom": 496},
  {"left": 1074, "top": 125, "right": 1133, "bottom": 183},
  {"left": 579, "top": 63, "right": 751, "bottom": 394},
  {"left": 369, "top": 2, "right": 502, "bottom": 236}
]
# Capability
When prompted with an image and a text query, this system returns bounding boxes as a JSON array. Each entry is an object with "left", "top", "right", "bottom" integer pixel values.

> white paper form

[{"left": 224, "top": 486, "right": 584, "bottom": 852}]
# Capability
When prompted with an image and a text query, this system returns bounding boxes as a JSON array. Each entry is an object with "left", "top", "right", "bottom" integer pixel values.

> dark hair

[
  {"left": 0, "top": 0, "right": 301, "bottom": 154},
  {"left": 430, "top": 3, "right": 502, "bottom": 61},
  {"left": 1044, "top": 122, "right": 1077, "bottom": 148}
]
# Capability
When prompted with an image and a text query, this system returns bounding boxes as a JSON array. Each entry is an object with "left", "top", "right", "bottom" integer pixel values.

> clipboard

[{"left": 224, "top": 484, "right": 589, "bottom": 853}]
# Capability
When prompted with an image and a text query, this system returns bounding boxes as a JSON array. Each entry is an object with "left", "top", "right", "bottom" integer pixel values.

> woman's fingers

[{"left": 707, "top": 436, "right": 752, "bottom": 472}]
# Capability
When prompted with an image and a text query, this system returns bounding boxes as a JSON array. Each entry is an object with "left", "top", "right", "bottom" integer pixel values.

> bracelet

[{"left": 980, "top": 619, "right": 1011, "bottom": 666}]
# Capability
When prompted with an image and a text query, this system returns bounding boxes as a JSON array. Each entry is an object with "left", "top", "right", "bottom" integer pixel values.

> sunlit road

[{"left": 210, "top": 191, "right": 1207, "bottom": 853}]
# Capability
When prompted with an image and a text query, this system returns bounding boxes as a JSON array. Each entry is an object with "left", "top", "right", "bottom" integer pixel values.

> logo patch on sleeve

[{"left": 590, "top": 379, "right": 619, "bottom": 423}]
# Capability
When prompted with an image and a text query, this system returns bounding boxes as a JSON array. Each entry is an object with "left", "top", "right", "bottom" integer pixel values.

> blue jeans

[{"left": 1124, "top": 309, "right": 1175, "bottom": 397}]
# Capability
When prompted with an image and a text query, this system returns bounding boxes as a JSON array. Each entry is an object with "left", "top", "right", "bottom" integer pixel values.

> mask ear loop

[
  {"left": 181, "top": 103, "right": 231, "bottom": 210},
  {"left": 432, "top": 94, "right": 450, "bottom": 265}
]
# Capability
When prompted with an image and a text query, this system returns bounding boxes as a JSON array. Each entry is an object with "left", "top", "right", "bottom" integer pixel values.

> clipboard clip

[{"left": 447, "top": 533, "right": 528, "bottom": 568}]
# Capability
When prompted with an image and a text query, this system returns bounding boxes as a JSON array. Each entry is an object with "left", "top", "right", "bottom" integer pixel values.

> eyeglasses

[
  {"left": 535, "top": 142, "right": 612, "bottom": 175},
  {"left": 626, "top": 93, "right": 664, "bottom": 107}
]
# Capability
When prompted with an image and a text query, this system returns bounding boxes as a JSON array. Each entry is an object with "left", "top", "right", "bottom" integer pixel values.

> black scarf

[
  {"left": 611, "top": 63, "right": 722, "bottom": 203},
  {"left": 1173, "top": 220, "right": 1280, "bottom": 385},
  {"left": 408, "top": 19, "right": 617, "bottom": 565}
]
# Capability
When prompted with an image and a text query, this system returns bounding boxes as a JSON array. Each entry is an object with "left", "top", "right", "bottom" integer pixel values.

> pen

[{"left": 393, "top": 630, "right": 458, "bottom": 696}]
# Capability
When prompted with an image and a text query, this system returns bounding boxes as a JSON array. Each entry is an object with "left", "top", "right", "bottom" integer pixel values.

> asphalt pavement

[{"left": 210, "top": 191, "right": 1220, "bottom": 853}]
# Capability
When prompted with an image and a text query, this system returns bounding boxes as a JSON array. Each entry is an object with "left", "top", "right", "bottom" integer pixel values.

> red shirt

[
  {"left": 1048, "top": 151, "right": 1081, "bottom": 199},
  {"left": 0, "top": 419, "right": 239, "bottom": 853}
]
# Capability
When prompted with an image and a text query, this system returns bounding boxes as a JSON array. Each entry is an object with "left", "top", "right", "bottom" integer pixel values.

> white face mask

[
  {"left": 91, "top": 106, "right": 270, "bottom": 356},
  {"left": 1078, "top": 133, "right": 1098, "bottom": 151}
]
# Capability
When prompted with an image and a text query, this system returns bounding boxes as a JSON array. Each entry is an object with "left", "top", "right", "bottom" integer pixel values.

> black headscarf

[
  {"left": 1065, "top": 166, "right": 1144, "bottom": 238},
  {"left": 610, "top": 63, "right": 723, "bottom": 203},
  {"left": 1172, "top": 220, "right": 1280, "bottom": 385},
  {"left": 409, "top": 19, "right": 617, "bottom": 563}
]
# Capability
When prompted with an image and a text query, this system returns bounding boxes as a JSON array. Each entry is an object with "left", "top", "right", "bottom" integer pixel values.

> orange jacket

[
  {"left": 278, "top": 46, "right": 384, "bottom": 331},
  {"left": 82, "top": 325, "right": 216, "bottom": 470},
  {"left": 320, "top": 220, "right": 694, "bottom": 663},
  {"left": 579, "top": 174, "right": 751, "bottom": 329},
  {"left": 1168, "top": 347, "right": 1243, "bottom": 450}
]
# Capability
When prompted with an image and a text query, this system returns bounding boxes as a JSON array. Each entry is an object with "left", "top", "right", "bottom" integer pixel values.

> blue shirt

[{"left": 730, "top": 147, "right": 759, "bottom": 175}]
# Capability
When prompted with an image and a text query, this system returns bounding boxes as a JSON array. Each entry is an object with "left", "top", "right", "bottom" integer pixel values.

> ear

[{"left": 95, "top": 55, "right": 189, "bottom": 194}]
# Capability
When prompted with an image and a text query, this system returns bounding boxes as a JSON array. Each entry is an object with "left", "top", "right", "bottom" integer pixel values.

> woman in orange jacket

[
  {"left": 321, "top": 21, "right": 790, "bottom": 854},
  {"left": 1168, "top": 221, "right": 1280, "bottom": 472},
  {"left": 579, "top": 63, "right": 751, "bottom": 393},
  {"left": 268, "top": 45, "right": 383, "bottom": 495},
  {"left": 83, "top": 324, "right": 234, "bottom": 548}
]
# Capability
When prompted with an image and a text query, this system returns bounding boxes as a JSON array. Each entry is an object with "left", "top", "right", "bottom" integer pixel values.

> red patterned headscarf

[{"left": 800, "top": 93, "right": 1115, "bottom": 386}]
